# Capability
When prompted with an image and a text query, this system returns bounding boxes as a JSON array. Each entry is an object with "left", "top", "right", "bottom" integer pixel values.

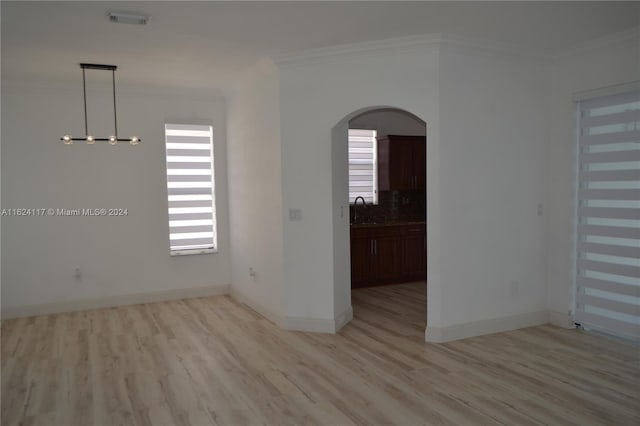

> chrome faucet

[{"left": 353, "top": 196, "right": 366, "bottom": 223}]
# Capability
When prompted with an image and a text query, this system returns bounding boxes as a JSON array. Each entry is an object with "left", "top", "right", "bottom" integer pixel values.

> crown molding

[
  {"left": 271, "top": 32, "right": 553, "bottom": 69},
  {"left": 272, "top": 33, "right": 443, "bottom": 68},
  {"left": 438, "top": 33, "right": 549, "bottom": 62},
  {"left": 271, "top": 26, "right": 640, "bottom": 70},
  {"left": 553, "top": 26, "right": 640, "bottom": 60}
]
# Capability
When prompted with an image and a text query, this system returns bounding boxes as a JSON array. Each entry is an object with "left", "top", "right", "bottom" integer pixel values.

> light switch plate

[{"left": 289, "top": 208, "right": 302, "bottom": 221}]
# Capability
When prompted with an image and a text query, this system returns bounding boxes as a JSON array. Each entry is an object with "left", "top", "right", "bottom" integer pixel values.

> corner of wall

[
  {"left": 226, "top": 56, "right": 285, "bottom": 324},
  {"left": 230, "top": 286, "right": 284, "bottom": 328},
  {"left": 334, "top": 305, "right": 353, "bottom": 332},
  {"left": 548, "top": 309, "right": 575, "bottom": 329},
  {"left": 281, "top": 304, "right": 353, "bottom": 334}
]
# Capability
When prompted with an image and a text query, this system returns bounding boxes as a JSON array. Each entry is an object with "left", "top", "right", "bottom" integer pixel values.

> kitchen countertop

[{"left": 350, "top": 220, "right": 426, "bottom": 228}]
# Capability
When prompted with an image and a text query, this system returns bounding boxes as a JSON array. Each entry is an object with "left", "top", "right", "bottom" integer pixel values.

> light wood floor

[{"left": 2, "top": 282, "right": 639, "bottom": 425}]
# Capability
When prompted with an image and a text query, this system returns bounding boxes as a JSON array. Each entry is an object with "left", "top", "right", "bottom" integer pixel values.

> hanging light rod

[{"left": 61, "top": 63, "right": 141, "bottom": 146}]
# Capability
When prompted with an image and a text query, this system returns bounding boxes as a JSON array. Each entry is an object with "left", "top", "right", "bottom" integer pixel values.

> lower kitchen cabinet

[
  {"left": 349, "top": 231, "right": 371, "bottom": 286},
  {"left": 402, "top": 225, "right": 427, "bottom": 280},
  {"left": 350, "top": 224, "right": 426, "bottom": 288},
  {"left": 370, "top": 234, "right": 402, "bottom": 284}
]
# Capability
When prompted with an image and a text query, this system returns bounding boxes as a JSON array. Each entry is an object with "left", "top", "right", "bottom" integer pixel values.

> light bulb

[
  {"left": 62, "top": 134, "right": 73, "bottom": 145},
  {"left": 109, "top": 135, "right": 118, "bottom": 145},
  {"left": 130, "top": 136, "right": 140, "bottom": 145},
  {"left": 86, "top": 135, "right": 95, "bottom": 144}
]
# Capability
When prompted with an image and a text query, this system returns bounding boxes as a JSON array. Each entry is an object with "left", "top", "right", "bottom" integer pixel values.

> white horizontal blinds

[
  {"left": 348, "top": 129, "right": 378, "bottom": 204},
  {"left": 575, "top": 90, "right": 640, "bottom": 341},
  {"left": 165, "top": 124, "right": 217, "bottom": 252}
]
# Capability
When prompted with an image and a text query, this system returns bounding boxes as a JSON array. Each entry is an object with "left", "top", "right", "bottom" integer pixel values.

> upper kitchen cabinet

[{"left": 377, "top": 135, "right": 426, "bottom": 191}]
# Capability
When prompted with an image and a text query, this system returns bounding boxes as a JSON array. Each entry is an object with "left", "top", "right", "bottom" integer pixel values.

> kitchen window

[
  {"left": 348, "top": 128, "right": 378, "bottom": 204},
  {"left": 164, "top": 123, "right": 218, "bottom": 255}
]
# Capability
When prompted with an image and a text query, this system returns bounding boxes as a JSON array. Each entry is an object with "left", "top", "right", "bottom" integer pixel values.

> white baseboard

[
  {"left": 281, "top": 316, "right": 335, "bottom": 333},
  {"left": 282, "top": 305, "right": 353, "bottom": 333},
  {"left": 548, "top": 310, "right": 575, "bottom": 329},
  {"left": 1, "top": 284, "right": 230, "bottom": 320},
  {"left": 335, "top": 306, "right": 353, "bottom": 332},
  {"left": 425, "top": 310, "right": 549, "bottom": 343},
  {"left": 230, "top": 287, "right": 353, "bottom": 334}
]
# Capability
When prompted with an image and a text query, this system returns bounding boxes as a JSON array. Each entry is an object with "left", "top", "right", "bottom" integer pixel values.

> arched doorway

[{"left": 331, "top": 106, "right": 428, "bottom": 335}]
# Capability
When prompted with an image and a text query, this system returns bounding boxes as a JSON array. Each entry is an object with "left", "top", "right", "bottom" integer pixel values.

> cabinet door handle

[{"left": 374, "top": 239, "right": 377, "bottom": 255}]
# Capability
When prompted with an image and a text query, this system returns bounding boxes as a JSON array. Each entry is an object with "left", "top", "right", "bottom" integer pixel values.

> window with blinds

[
  {"left": 575, "top": 90, "right": 640, "bottom": 341},
  {"left": 165, "top": 124, "right": 217, "bottom": 255},
  {"left": 348, "top": 129, "right": 378, "bottom": 204}
]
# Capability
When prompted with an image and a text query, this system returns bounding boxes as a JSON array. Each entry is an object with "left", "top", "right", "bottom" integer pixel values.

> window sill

[{"left": 170, "top": 248, "right": 217, "bottom": 256}]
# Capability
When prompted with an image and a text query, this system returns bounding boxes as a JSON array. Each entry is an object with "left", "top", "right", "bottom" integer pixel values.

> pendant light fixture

[{"left": 61, "top": 63, "right": 141, "bottom": 145}]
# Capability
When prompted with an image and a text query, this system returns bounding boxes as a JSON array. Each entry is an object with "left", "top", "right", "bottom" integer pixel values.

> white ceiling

[{"left": 2, "top": 1, "right": 638, "bottom": 90}]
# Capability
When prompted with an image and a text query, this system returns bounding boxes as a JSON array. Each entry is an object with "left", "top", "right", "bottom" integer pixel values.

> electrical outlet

[
  {"left": 537, "top": 203, "right": 543, "bottom": 216},
  {"left": 249, "top": 267, "right": 256, "bottom": 278},
  {"left": 74, "top": 267, "right": 82, "bottom": 280}
]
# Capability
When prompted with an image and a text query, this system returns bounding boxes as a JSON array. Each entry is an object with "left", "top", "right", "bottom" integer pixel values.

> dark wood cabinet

[
  {"left": 371, "top": 233, "right": 402, "bottom": 283},
  {"left": 377, "top": 135, "right": 426, "bottom": 191},
  {"left": 402, "top": 225, "right": 427, "bottom": 280},
  {"left": 349, "top": 229, "right": 371, "bottom": 286},
  {"left": 412, "top": 141, "right": 426, "bottom": 190},
  {"left": 350, "top": 223, "right": 426, "bottom": 288},
  {"left": 350, "top": 227, "right": 401, "bottom": 288}
]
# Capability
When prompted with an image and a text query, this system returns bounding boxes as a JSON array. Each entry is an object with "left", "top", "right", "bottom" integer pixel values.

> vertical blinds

[
  {"left": 575, "top": 90, "right": 640, "bottom": 341},
  {"left": 165, "top": 124, "right": 217, "bottom": 253},
  {"left": 348, "top": 129, "right": 378, "bottom": 204}
]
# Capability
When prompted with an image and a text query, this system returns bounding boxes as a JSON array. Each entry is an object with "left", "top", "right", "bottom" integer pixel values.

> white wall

[
  {"left": 1, "top": 79, "right": 231, "bottom": 316},
  {"left": 349, "top": 108, "right": 426, "bottom": 137},
  {"left": 7, "top": 29, "right": 633, "bottom": 340},
  {"left": 331, "top": 118, "right": 352, "bottom": 329},
  {"left": 275, "top": 35, "right": 554, "bottom": 340},
  {"left": 546, "top": 29, "right": 640, "bottom": 326},
  {"left": 277, "top": 41, "right": 442, "bottom": 328},
  {"left": 436, "top": 46, "right": 550, "bottom": 337},
  {"left": 226, "top": 59, "right": 284, "bottom": 321}
]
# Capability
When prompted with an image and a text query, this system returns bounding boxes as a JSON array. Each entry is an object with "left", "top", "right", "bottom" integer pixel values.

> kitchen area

[{"left": 348, "top": 109, "right": 427, "bottom": 290}]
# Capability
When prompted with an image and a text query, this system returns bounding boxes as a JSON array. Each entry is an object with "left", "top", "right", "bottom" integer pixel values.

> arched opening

[{"left": 331, "top": 106, "right": 428, "bottom": 336}]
